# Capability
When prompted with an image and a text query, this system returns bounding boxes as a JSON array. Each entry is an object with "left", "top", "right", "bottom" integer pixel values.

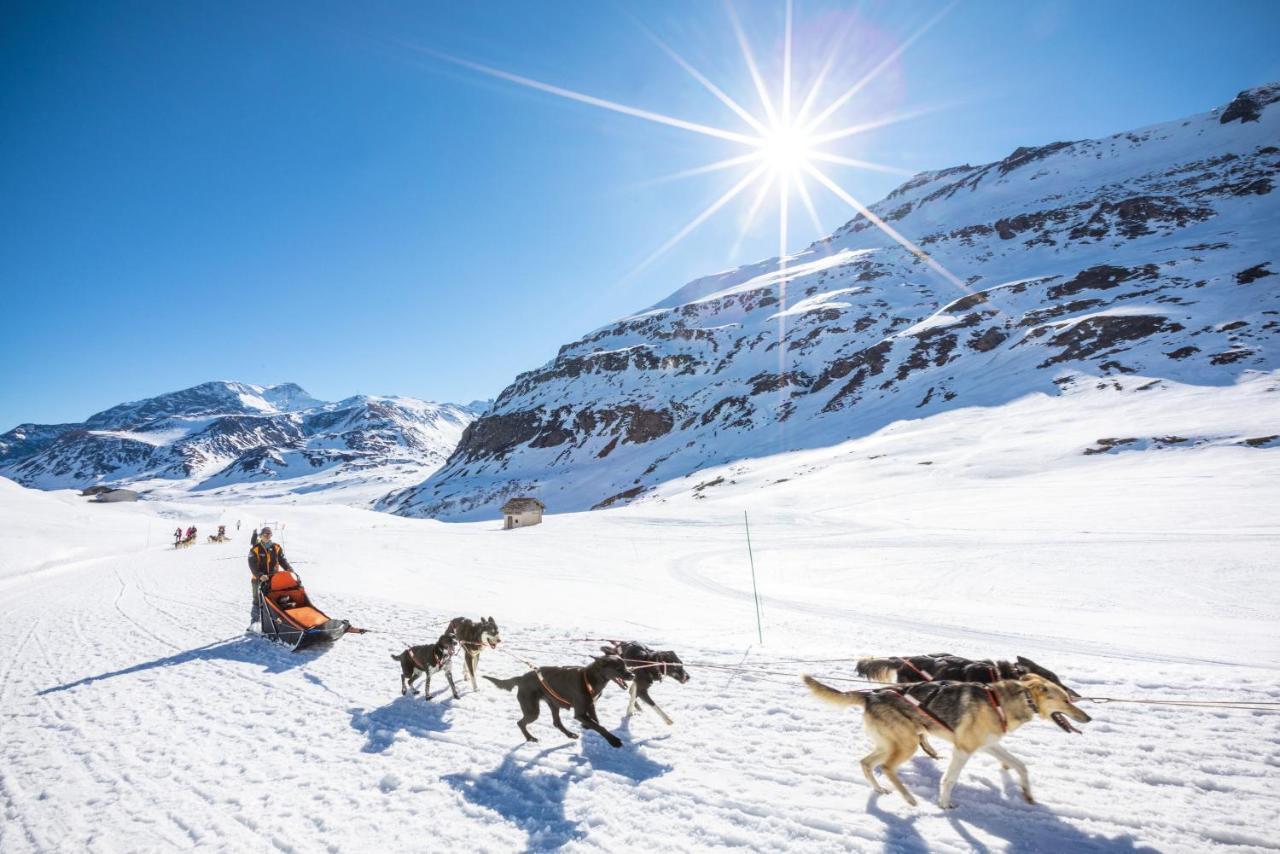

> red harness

[
  {"left": 983, "top": 686, "right": 1008, "bottom": 732},
  {"left": 538, "top": 670, "right": 595, "bottom": 707},
  {"left": 407, "top": 646, "right": 450, "bottom": 672},
  {"left": 899, "top": 658, "right": 935, "bottom": 682},
  {"left": 890, "top": 688, "right": 953, "bottom": 732}
]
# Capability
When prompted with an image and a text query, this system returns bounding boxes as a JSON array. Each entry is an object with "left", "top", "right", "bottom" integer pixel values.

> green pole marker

[{"left": 744, "top": 510, "right": 763, "bottom": 644}]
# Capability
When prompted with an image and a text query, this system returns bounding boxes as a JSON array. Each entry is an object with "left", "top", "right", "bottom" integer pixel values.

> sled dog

[
  {"left": 447, "top": 616, "right": 501, "bottom": 691},
  {"left": 856, "top": 653, "right": 1081, "bottom": 698},
  {"left": 392, "top": 629, "right": 460, "bottom": 700},
  {"left": 485, "top": 655, "right": 633, "bottom": 747},
  {"left": 804, "top": 674, "right": 1090, "bottom": 808},
  {"left": 600, "top": 641, "right": 689, "bottom": 725}
]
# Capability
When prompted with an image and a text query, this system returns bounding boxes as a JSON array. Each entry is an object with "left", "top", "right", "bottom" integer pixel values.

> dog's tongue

[
  {"left": 613, "top": 677, "right": 628, "bottom": 689},
  {"left": 489, "top": 640, "right": 498, "bottom": 649},
  {"left": 1051, "top": 711, "right": 1083, "bottom": 734}
]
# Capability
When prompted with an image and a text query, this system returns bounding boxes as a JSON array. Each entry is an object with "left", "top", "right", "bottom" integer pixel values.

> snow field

[{"left": 2, "top": 401, "right": 1278, "bottom": 852}]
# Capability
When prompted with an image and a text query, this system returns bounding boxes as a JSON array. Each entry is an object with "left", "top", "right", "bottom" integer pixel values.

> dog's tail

[
  {"left": 803, "top": 674, "right": 867, "bottom": 708},
  {"left": 483, "top": 674, "right": 520, "bottom": 691},
  {"left": 855, "top": 656, "right": 901, "bottom": 684},
  {"left": 390, "top": 652, "right": 404, "bottom": 662}
]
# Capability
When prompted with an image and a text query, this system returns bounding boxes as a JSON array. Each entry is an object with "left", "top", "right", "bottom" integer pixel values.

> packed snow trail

[{"left": 2, "top": 463, "right": 1279, "bottom": 852}]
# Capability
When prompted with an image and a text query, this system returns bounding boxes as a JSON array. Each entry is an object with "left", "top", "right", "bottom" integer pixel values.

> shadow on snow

[
  {"left": 347, "top": 693, "right": 455, "bottom": 753},
  {"left": 35, "top": 634, "right": 329, "bottom": 695},
  {"left": 443, "top": 717, "right": 672, "bottom": 852},
  {"left": 866, "top": 757, "right": 1161, "bottom": 854}
]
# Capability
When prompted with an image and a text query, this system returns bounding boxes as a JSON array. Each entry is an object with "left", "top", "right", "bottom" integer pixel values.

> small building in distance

[
  {"left": 81, "top": 485, "right": 113, "bottom": 496},
  {"left": 94, "top": 489, "right": 140, "bottom": 503},
  {"left": 501, "top": 497, "right": 545, "bottom": 530}
]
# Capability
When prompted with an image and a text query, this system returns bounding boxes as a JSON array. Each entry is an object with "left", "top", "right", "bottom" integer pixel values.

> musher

[{"left": 247, "top": 526, "right": 294, "bottom": 631}]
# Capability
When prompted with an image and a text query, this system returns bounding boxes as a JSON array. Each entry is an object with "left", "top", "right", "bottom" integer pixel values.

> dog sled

[{"left": 256, "top": 569, "right": 358, "bottom": 651}]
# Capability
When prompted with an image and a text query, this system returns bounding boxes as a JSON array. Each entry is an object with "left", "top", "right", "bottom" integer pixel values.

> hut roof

[
  {"left": 501, "top": 497, "right": 545, "bottom": 514},
  {"left": 95, "top": 489, "right": 140, "bottom": 502}
]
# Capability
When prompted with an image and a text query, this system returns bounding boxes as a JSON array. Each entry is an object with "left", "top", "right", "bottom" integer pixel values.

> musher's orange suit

[{"left": 247, "top": 538, "right": 294, "bottom": 624}]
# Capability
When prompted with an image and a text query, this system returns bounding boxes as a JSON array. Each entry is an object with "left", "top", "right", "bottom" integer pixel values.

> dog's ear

[
  {"left": 601, "top": 644, "right": 617, "bottom": 656},
  {"left": 1016, "top": 655, "right": 1036, "bottom": 667}
]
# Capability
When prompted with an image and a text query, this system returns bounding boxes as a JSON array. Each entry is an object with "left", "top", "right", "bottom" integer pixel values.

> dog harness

[
  {"left": 897, "top": 658, "right": 935, "bottom": 682},
  {"left": 407, "top": 645, "right": 451, "bottom": 672},
  {"left": 888, "top": 688, "right": 953, "bottom": 732},
  {"left": 983, "top": 686, "right": 1008, "bottom": 732},
  {"left": 537, "top": 671, "right": 573, "bottom": 708}
]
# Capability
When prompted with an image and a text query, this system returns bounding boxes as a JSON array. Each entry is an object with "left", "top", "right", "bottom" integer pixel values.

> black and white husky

[
  {"left": 601, "top": 641, "right": 690, "bottom": 725},
  {"left": 391, "top": 629, "right": 460, "bottom": 700}
]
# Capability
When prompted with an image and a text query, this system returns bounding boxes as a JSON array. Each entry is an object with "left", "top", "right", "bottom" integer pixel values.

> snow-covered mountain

[
  {"left": 384, "top": 84, "right": 1280, "bottom": 520},
  {"left": 0, "top": 382, "right": 478, "bottom": 505}
]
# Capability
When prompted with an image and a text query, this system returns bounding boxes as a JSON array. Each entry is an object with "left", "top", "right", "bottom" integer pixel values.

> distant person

[
  {"left": 174, "top": 527, "right": 182, "bottom": 546},
  {"left": 236, "top": 520, "right": 241, "bottom": 532},
  {"left": 247, "top": 526, "right": 293, "bottom": 630}
]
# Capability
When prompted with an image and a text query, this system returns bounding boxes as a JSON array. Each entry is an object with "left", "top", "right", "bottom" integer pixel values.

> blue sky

[{"left": 2, "top": 0, "right": 1278, "bottom": 428}]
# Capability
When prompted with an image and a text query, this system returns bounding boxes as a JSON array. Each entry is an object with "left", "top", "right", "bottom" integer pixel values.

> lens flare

[{"left": 408, "top": 1, "right": 963, "bottom": 299}]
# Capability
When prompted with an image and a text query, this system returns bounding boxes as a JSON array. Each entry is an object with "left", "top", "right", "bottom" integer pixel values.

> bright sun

[
  {"left": 418, "top": 0, "right": 965, "bottom": 294},
  {"left": 759, "top": 124, "right": 815, "bottom": 174}
]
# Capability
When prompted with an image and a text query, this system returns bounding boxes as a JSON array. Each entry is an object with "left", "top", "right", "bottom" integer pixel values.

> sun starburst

[{"left": 408, "top": 0, "right": 964, "bottom": 312}]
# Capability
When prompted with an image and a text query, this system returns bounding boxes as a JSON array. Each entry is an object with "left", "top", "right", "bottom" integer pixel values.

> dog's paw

[
  {"left": 1022, "top": 792, "right": 1036, "bottom": 805},
  {"left": 938, "top": 800, "right": 956, "bottom": 810},
  {"left": 607, "top": 736, "right": 623, "bottom": 749}
]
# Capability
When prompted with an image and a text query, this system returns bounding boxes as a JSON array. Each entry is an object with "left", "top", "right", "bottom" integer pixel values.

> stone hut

[
  {"left": 501, "top": 497, "right": 544, "bottom": 530},
  {"left": 94, "top": 488, "right": 140, "bottom": 503}
]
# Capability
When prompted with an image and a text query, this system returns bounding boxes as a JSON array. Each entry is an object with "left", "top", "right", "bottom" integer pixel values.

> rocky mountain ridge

[
  {"left": 382, "top": 83, "right": 1280, "bottom": 520},
  {"left": 1, "top": 381, "right": 477, "bottom": 505}
]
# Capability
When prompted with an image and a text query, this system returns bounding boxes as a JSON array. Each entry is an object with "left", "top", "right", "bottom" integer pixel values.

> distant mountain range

[
  {"left": 0, "top": 382, "right": 479, "bottom": 505},
  {"left": 381, "top": 83, "right": 1280, "bottom": 520}
]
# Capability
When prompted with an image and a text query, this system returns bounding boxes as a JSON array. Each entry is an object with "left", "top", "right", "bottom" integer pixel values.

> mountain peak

[{"left": 383, "top": 80, "right": 1280, "bottom": 520}]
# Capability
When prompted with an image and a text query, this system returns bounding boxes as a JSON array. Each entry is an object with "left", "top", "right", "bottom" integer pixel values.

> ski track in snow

[{"left": 3, "top": 477, "right": 1280, "bottom": 852}]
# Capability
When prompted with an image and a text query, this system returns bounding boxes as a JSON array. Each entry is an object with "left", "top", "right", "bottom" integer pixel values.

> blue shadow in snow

[
  {"left": 36, "top": 635, "right": 327, "bottom": 695},
  {"left": 348, "top": 694, "right": 453, "bottom": 753},
  {"left": 443, "top": 716, "right": 672, "bottom": 852},
  {"left": 865, "top": 757, "right": 1161, "bottom": 854}
]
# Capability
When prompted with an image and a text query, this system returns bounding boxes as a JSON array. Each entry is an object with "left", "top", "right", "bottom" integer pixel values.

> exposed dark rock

[
  {"left": 968, "top": 327, "right": 1008, "bottom": 352},
  {"left": 1209, "top": 349, "right": 1253, "bottom": 365},
  {"left": 1083, "top": 437, "right": 1139, "bottom": 455},
  {"left": 811, "top": 341, "right": 894, "bottom": 396},
  {"left": 1038, "top": 315, "right": 1182, "bottom": 367},
  {"left": 592, "top": 485, "right": 648, "bottom": 510},
  {"left": 1236, "top": 263, "right": 1274, "bottom": 284},
  {"left": 1020, "top": 299, "right": 1106, "bottom": 328},
  {"left": 1047, "top": 265, "right": 1159, "bottom": 300},
  {"left": 997, "top": 141, "right": 1075, "bottom": 175},
  {"left": 452, "top": 410, "right": 541, "bottom": 463},
  {"left": 1220, "top": 91, "right": 1263, "bottom": 124}
]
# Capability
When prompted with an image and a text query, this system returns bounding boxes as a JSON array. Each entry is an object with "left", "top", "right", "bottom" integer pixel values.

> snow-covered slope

[
  {"left": 386, "top": 84, "right": 1280, "bottom": 520},
  {"left": 0, "top": 382, "right": 478, "bottom": 506},
  {"left": 2, "top": 390, "right": 1277, "bottom": 851}
]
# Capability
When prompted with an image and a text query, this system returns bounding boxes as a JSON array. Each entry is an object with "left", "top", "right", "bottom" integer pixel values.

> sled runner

[{"left": 256, "top": 569, "right": 354, "bottom": 651}]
